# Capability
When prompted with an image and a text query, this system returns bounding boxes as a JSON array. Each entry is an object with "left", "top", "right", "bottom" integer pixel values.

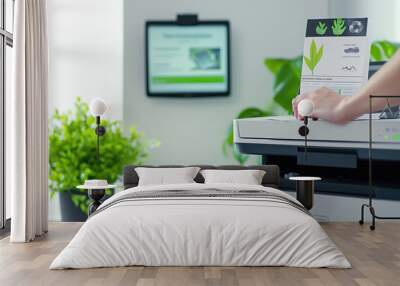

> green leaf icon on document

[
  {"left": 332, "top": 18, "right": 346, "bottom": 36},
  {"left": 304, "top": 40, "right": 324, "bottom": 75},
  {"left": 316, "top": 21, "right": 327, "bottom": 35}
]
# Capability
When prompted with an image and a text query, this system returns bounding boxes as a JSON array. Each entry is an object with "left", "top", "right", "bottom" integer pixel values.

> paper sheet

[{"left": 300, "top": 18, "right": 369, "bottom": 97}]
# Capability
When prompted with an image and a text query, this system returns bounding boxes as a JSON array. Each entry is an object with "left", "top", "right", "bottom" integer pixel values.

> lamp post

[
  {"left": 298, "top": 99, "right": 314, "bottom": 159},
  {"left": 89, "top": 98, "right": 107, "bottom": 162},
  {"left": 289, "top": 99, "right": 321, "bottom": 211}
]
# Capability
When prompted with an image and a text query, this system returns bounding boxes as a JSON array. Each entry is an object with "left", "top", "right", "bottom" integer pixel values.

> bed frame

[{"left": 123, "top": 165, "right": 280, "bottom": 189}]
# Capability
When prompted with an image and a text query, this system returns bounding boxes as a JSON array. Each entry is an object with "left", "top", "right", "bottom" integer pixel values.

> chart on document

[{"left": 300, "top": 18, "right": 369, "bottom": 96}]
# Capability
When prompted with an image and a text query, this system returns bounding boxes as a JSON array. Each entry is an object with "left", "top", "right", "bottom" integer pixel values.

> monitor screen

[{"left": 146, "top": 21, "right": 230, "bottom": 96}]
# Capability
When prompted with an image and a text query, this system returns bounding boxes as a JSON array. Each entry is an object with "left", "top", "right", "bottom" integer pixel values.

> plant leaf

[
  {"left": 238, "top": 107, "right": 267, "bottom": 118},
  {"left": 370, "top": 40, "right": 399, "bottom": 61},
  {"left": 315, "top": 44, "right": 324, "bottom": 64},
  {"left": 264, "top": 58, "right": 288, "bottom": 75},
  {"left": 222, "top": 126, "right": 234, "bottom": 156},
  {"left": 380, "top": 41, "right": 397, "bottom": 58},
  {"left": 370, "top": 43, "right": 382, "bottom": 61},
  {"left": 316, "top": 21, "right": 327, "bottom": 35},
  {"left": 304, "top": 56, "right": 313, "bottom": 71},
  {"left": 272, "top": 59, "right": 301, "bottom": 111},
  {"left": 332, "top": 18, "right": 346, "bottom": 36},
  {"left": 310, "top": 40, "right": 317, "bottom": 62},
  {"left": 304, "top": 40, "right": 323, "bottom": 73}
]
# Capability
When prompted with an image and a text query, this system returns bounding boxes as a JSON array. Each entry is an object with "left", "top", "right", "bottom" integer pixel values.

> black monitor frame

[{"left": 145, "top": 19, "right": 231, "bottom": 97}]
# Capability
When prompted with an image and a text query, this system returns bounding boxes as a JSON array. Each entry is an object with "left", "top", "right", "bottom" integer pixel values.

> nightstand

[{"left": 289, "top": 176, "right": 321, "bottom": 210}]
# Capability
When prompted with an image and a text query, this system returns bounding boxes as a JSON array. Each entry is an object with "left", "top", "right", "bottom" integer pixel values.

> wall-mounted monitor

[{"left": 146, "top": 19, "right": 230, "bottom": 97}]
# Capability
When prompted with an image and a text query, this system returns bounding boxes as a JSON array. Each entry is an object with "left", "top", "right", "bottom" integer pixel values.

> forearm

[{"left": 339, "top": 50, "right": 400, "bottom": 121}]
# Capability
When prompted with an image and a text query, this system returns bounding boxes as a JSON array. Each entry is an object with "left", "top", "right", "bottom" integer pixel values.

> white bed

[{"left": 50, "top": 183, "right": 350, "bottom": 269}]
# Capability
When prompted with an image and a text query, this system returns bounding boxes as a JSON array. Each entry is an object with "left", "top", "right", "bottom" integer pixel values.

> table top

[
  {"left": 289, "top": 176, "right": 321, "bottom": 181},
  {"left": 77, "top": 185, "right": 117, "bottom": 189}
]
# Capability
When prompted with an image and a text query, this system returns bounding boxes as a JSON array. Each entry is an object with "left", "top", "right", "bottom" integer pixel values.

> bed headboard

[{"left": 123, "top": 165, "right": 280, "bottom": 189}]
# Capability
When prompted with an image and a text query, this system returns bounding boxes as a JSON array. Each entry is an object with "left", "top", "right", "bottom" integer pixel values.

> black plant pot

[{"left": 59, "top": 189, "right": 88, "bottom": 222}]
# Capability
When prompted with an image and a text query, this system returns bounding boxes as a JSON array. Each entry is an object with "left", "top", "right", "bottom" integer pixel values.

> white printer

[
  {"left": 234, "top": 115, "right": 400, "bottom": 199},
  {"left": 234, "top": 114, "right": 400, "bottom": 150},
  {"left": 234, "top": 59, "right": 400, "bottom": 200}
]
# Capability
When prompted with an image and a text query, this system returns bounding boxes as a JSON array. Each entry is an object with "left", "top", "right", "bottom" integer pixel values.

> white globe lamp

[
  {"left": 298, "top": 99, "right": 314, "bottom": 117},
  {"left": 89, "top": 98, "right": 107, "bottom": 161},
  {"left": 90, "top": 98, "right": 107, "bottom": 117}
]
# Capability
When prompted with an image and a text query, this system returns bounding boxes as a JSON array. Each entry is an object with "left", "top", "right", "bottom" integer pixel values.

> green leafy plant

[
  {"left": 265, "top": 56, "right": 302, "bottom": 112},
  {"left": 222, "top": 56, "right": 302, "bottom": 163},
  {"left": 304, "top": 40, "right": 324, "bottom": 75},
  {"left": 49, "top": 97, "right": 153, "bottom": 214},
  {"left": 316, "top": 21, "right": 327, "bottom": 35},
  {"left": 332, "top": 18, "right": 346, "bottom": 36},
  {"left": 223, "top": 41, "right": 399, "bottom": 164},
  {"left": 370, "top": 40, "right": 398, "bottom": 61}
]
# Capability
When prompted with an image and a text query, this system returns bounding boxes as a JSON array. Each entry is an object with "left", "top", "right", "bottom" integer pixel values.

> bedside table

[
  {"left": 77, "top": 180, "right": 116, "bottom": 216},
  {"left": 289, "top": 176, "right": 321, "bottom": 210}
]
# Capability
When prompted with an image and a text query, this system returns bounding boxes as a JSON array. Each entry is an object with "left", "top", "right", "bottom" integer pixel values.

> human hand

[{"left": 292, "top": 87, "right": 349, "bottom": 124}]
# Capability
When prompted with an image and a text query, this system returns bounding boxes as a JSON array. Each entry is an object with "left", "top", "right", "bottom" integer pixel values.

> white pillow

[
  {"left": 135, "top": 167, "right": 200, "bottom": 186},
  {"left": 200, "top": 169, "right": 266, "bottom": 185}
]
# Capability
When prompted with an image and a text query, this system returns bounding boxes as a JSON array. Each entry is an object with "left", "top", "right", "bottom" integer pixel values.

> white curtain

[{"left": 10, "top": 0, "right": 49, "bottom": 242}]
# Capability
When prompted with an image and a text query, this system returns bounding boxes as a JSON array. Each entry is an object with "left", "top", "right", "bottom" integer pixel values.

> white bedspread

[{"left": 50, "top": 183, "right": 351, "bottom": 269}]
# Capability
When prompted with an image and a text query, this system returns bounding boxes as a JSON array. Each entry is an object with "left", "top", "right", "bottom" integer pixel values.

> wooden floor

[{"left": 0, "top": 222, "right": 399, "bottom": 286}]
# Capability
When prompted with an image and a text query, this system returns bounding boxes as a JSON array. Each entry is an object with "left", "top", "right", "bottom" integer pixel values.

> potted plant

[
  {"left": 49, "top": 97, "right": 153, "bottom": 221},
  {"left": 223, "top": 40, "right": 399, "bottom": 164}
]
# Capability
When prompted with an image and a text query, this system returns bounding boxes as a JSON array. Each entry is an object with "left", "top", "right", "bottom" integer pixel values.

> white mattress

[{"left": 50, "top": 183, "right": 350, "bottom": 269}]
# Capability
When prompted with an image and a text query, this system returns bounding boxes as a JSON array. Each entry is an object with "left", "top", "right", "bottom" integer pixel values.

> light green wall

[{"left": 123, "top": 0, "right": 329, "bottom": 165}]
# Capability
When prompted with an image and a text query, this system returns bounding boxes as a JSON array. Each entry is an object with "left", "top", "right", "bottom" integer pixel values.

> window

[{"left": 0, "top": 0, "right": 13, "bottom": 232}]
